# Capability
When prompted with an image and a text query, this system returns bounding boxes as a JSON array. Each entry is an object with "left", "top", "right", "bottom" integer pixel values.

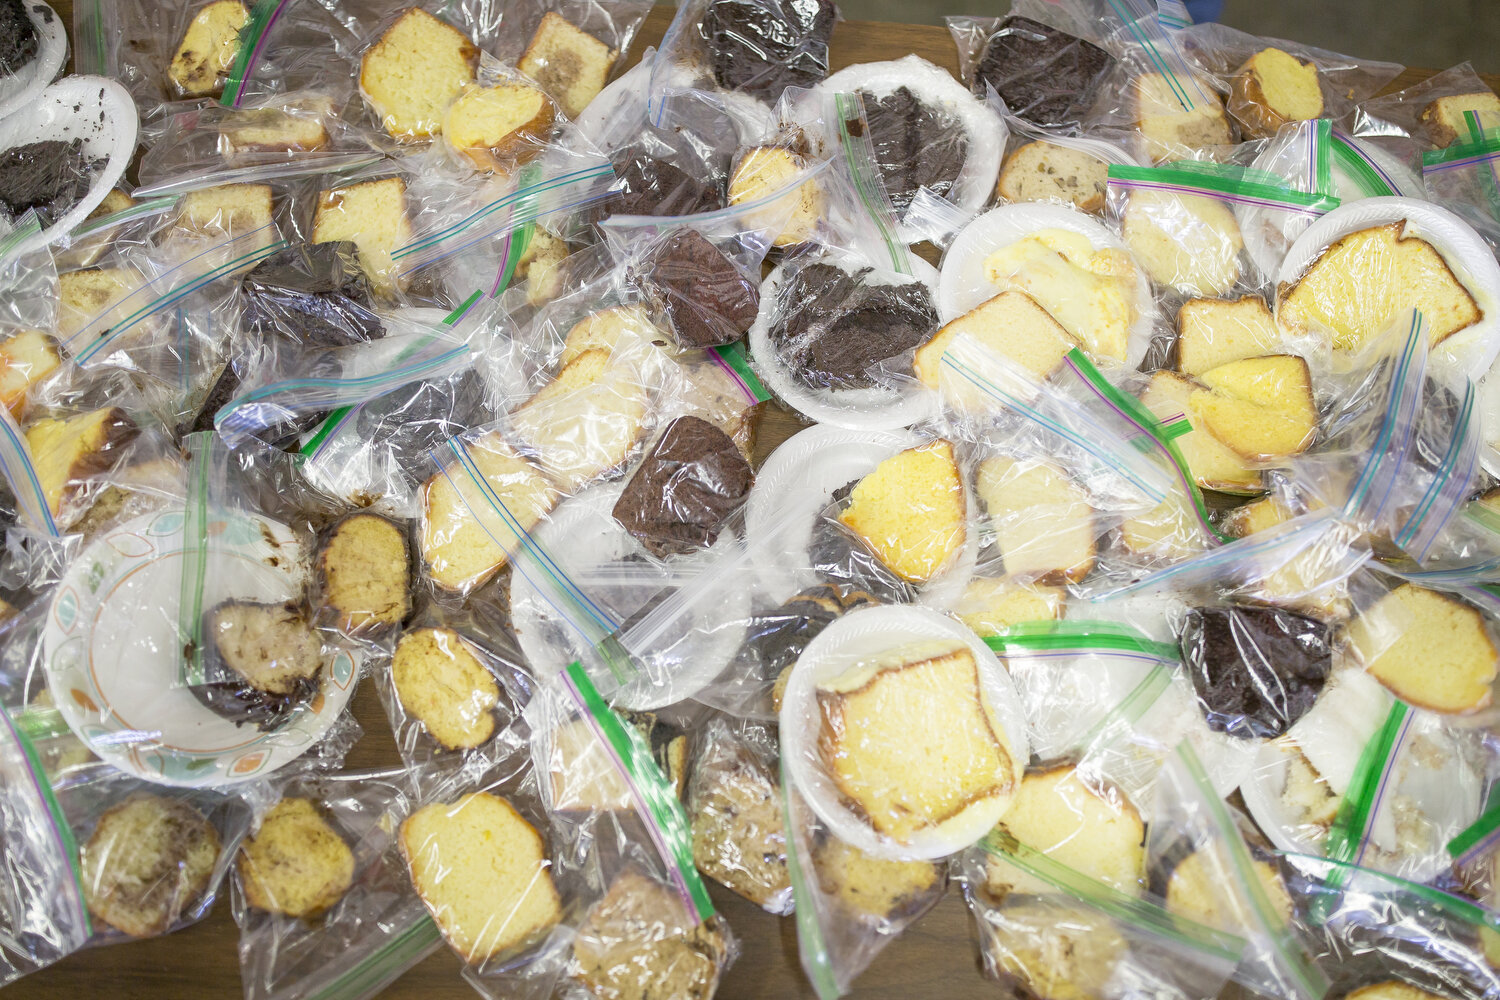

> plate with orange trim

[{"left": 42, "top": 507, "right": 359, "bottom": 786}]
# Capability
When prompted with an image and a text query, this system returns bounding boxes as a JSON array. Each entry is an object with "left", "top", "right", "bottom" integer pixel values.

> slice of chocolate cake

[
  {"left": 610, "top": 148, "right": 724, "bottom": 218},
  {"left": 771, "top": 262, "right": 938, "bottom": 389},
  {"left": 973, "top": 17, "right": 1114, "bottom": 126},
  {"left": 193, "top": 600, "right": 323, "bottom": 731},
  {"left": 0, "top": 139, "right": 100, "bottom": 226},
  {"left": 241, "top": 242, "right": 385, "bottom": 347},
  {"left": 701, "top": 0, "right": 837, "bottom": 103},
  {"left": 1179, "top": 605, "right": 1333, "bottom": 740},
  {"left": 0, "top": 0, "right": 40, "bottom": 76},
  {"left": 644, "top": 229, "right": 760, "bottom": 349},
  {"left": 612, "top": 416, "right": 754, "bottom": 557},
  {"left": 860, "top": 87, "right": 969, "bottom": 216}
]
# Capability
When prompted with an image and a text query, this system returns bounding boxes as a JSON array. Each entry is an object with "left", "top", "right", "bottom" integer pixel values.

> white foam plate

[
  {"left": 815, "top": 56, "right": 1005, "bottom": 245},
  {"left": 41, "top": 509, "right": 360, "bottom": 787},
  {"left": 1276, "top": 197, "right": 1500, "bottom": 379},
  {"left": 0, "top": 0, "right": 66, "bottom": 122},
  {"left": 510, "top": 481, "right": 749, "bottom": 711},
  {"left": 780, "top": 604, "right": 1029, "bottom": 860},
  {"left": 1242, "top": 130, "right": 1423, "bottom": 284},
  {"left": 748, "top": 250, "right": 940, "bottom": 431},
  {"left": 936, "top": 202, "right": 1158, "bottom": 372},
  {"left": 746, "top": 423, "right": 977, "bottom": 609},
  {"left": 0, "top": 76, "right": 137, "bottom": 259}
]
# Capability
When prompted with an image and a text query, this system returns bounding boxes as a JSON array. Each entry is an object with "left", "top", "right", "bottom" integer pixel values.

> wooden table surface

[{"left": 15, "top": 4, "right": 1500, "bottom": 999}]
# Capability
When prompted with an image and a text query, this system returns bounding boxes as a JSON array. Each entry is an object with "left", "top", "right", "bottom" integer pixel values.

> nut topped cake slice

[{"left": 817, "top": 641, "right": 1018, "bottom": 843}]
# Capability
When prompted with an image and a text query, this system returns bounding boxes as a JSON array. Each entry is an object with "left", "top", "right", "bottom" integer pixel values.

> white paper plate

[
  {"left": 815, "top": 56, "right": 1005, "bottom": 245},
  {"left": 1276, "top": 197, "right": 1500, "bottom": 379},
  {"left": 748, "top": 250, "right": 940, "bottom": 430},
  {"left": 746, "top": 423, "right": 977, "bottom": 609},
  {"left": 510, "top": 481, "right": 749, "bottom": 711},
  {"left": 936, "top": 202, "right": 1158, "bottom": 372},
  {"left": 0, "top": 0, "right": 66, "bottom": 122},
  {"left": 0, "top": 76, "right": 137, "bottom": 258},
  {"left": 780, "top": 604, "right": 1029, "bottom": 860},
  {"left": 41, "top": 508, "right": 360, "bottom": 787},
  {"left": 1242, "top": 130, "right": 1423, "bottom": 284}
]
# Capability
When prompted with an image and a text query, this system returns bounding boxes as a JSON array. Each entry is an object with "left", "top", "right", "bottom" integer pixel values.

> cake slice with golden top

[
  {"left": 1230, "top": 48, "right": 1323, "bottom": 137},
  {"left": 1190, "top": 354, "right": 1316, "bottom": 461},
  {"left": 1278, "top": 221, "right": 1480, "bottom": 352},
  {"left": 316, "top": 513, "right": 410, "bottom": 633},
  {"left": 173, "top": 183, "right": 274, "bottom": 238},
  {"left": 729, "top": 146, "right": 824, "bottom": 248},
  {"left": 817, "top": 641, "right": 1018, "bottom": 843},
  {"left": 1139, "top": 370, "right": 1260, "bottom": 492},
  {"left": 25, "top": 407, "right": 139, "bottom": 519},
  {"left": 360, "top": 8, "right": 478, "bottom": 139},
  {"left": 401, "top": 792, "right": 562, "bottom": 963},
  {"left": 393, "top": 627, "right": 500, "bottom": 749},
  {"left": 518, "top": 12, "right": 617, "bottom": 119},
  {"left": 914, "top": 290, "right": 1079, "bottom": 392},
  {"left": 239, "top": 798, "right": 355, "bottom": 919},
  {"left": 1421, "top": 92, "right": 1500, "bottom": 148},
  {"left": 443, "top": 83, "right": 555, "bottom": 173},
  {"left": 1347, "top": 584, "right": 1498, "bottom": 713},
  {"left": 0, "top": 329, "right": 59, "bottom": 416},
  {"left": 838, "top": 440, "right": 965, "bottom": 585},
  {"left": 952, "top": 576, "right": 1064, "bottom": 638}
]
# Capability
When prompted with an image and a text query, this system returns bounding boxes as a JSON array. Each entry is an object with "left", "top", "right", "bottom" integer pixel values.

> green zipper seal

[
  {"left": 304, "top": 913, "right": 441, "bottom": 1000},
  {"left": 178, "top": 433, "right": 214, "bottom": 688},
  {"left": 1311, "top": 119, "right": 1334, "bottom": 200},
  {"left": 0, "top": 215, "right": 41, "bottom": 261},
  {"left": 297, "top": 289, "right": 483, "bottom": 458},
  {"left": 1324, "top": 702, "right": 1411, "bottom": 872},
  {"left": 1064, "top": 348, "right": 1228, "bottom": 543},
  {"left": 835, "top": 92, "right": 911, "bottom": 276},
  {"left": 220, "top": 0, "right": 284, "bottom": 108},
  {"left": 985, "top": 621, "right": 1179, "bottom": 661},
  {"left": 1291, "top": 851, "right": 1500, "bottom": 934},
  {"left": 1332, "top": 136, "right": 1396, "bottom": 198},
  {"left": 1177, "top": 745, "right": 1329, "bottom": 1000},
  {"left": 1465, "top": 497, "right": 1500, "bottom": 537},
  {"left": 712, "top": 342, "right": 772, "bottom": 404},
  {"left": 1107, "top": 163, "right": 1339, "bottom": 214},
  {"left": 562, "top": 663, "right": 714, "bottom": 921},
  {"left": 782, "top": 775, "right": 838, "bottom": 1000},
  {"left": 0, "top": 706, "right": 91, "bottom": 938},
  {"left": 979, "top": 829, "right": 1245, "bottom": 962},
  {"left": 1449, "top": 798, "right": 1500, "bottom": 861}
]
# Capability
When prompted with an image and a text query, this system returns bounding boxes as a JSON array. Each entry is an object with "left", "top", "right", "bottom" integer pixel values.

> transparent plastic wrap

[
  {"left": 1293, "top": 311, "right": 1486, "bottom": 562},
  {"left": 0, "top": 703, "right": 92, "bottom": 985},
  {"left": 1172, "top": 22, "right": 1401, "bottom": 141},
  {"left": 980, "top": 99, "right": 1140, "bottom": 218},
  {"left": 1353, "top": 62, "right": 1500, "bottom": 152},
  {"left": 1422, "top": 128, "right": 1500, "bottom": 254},
  {"left": 57, "top": 760, "right": 253, "bottom": 942},
  {"left": 1281, "top": 852, "right": 1500, "bottom": 999},
  {"left": 402, "top": 664, "right": 732, "bottom": 1000},
  {"left": 231, "top": 767, "right": 445, "bottom": 1000},
  {"left": 136, "top": 91, "right": 381, "bottom": 195},
  {"left": 956, "top": 819, "right": 1244, "bottom": 1000},
  {"left": 778, "top": 602, "right": 1028, "bottom": 860},
  {"left": 809, "top": 56, "right": 1006, "bottom": 243},
  {"left": 1106, "top": 157, "right": 1339, "bottom": 300},
  {"left": 687, "top": 717, "right": 792, "bottom": 913},
  {"left": 935, "top": 200, "right": 1159, "bottom": 373},
  {"left": 946, "top": 11, "right": 1116, "bottom": 130},
  {"left": 648, "top": 0, "right": 837, "bottom": 111},
  {"left": 782, "top": 777, "right": 948, "bottom": 998},
  {"left": 1149, "top": 743, "right": 1330, "bottom": 1000}
]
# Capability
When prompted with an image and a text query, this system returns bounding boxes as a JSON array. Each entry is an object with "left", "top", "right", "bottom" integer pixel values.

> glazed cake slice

[
  {"left": 837, "top": 440, "right": 966, "bottom": 585},
  {"left": 25, "top": 406, "right": 140, "bottom": 519},
  {"left": 1278, "top": 221, "right": 1480, "bottom": 353},
  {"left": 728, "top": 146, "right": 823, "bottom": 248},
  {"left": 401, "top": 792, "right": 561, "bottom": 963},
  {"left": 817, "top": 642, "right": 1018, "bottom": 843},
  {"left": 195, "top": 600, "right": 323, "bottom": 730}
]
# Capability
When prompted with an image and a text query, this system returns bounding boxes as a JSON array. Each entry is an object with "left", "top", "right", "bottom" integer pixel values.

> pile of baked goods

[{"left": 7, "top": 0, "right": 1500, "bottom": 998}]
